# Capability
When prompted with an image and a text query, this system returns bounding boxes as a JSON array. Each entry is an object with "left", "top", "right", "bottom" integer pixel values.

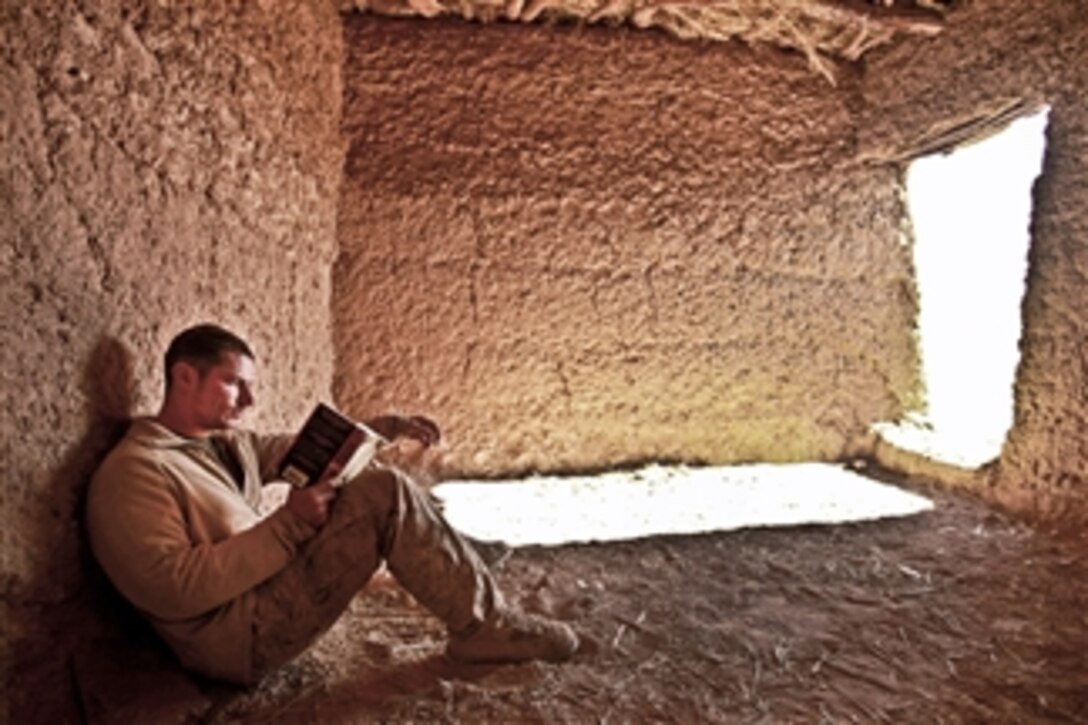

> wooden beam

[{"left": 811, "top": 0, "right": 946, "bottom": 36}]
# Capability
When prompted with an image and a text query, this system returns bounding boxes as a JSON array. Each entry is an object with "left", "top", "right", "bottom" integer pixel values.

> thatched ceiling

[{"left": 341, "top": 0, "right": 957, "bottom": 83}]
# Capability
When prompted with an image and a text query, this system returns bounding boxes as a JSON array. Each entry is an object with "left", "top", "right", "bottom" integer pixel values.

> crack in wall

[
  {"left": 642, "top": 262, "right": 660, "bottom": 325},
  {"left": 554, "top": 360, "right": 574, "bottom": 414}
]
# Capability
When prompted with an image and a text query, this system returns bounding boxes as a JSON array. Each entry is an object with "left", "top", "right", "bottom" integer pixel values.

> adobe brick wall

[
  {"left": 335, "top": 16, "right": 919, "bottom": 478},
  {"left": 0, "top": 0, "right": 343, "bottom": 718}
]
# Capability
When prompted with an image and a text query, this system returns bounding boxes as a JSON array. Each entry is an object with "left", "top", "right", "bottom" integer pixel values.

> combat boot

[
  {"left": 373, "top": 469, "right": 578, "bottom": 664},
  {"left": 446, "top": 608, "right": 579, "bottom": 664}
]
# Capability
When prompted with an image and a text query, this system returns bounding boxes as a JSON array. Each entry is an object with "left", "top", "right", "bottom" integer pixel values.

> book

[{"left": 277, "top": 403, "right": 387, "bottom": 487}]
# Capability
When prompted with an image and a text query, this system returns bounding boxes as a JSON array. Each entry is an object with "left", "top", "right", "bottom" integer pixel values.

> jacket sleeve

[
  {"left": 250, "top": 431, "right": 296, "bottom": 483},
  {"left": 86, "top": 455, "right": 315, "bottom": 621}
]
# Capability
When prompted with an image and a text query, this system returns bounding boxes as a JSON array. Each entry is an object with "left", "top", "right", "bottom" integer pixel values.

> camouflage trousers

[{"left": 249, "top": 467, "right": 498, "bottom": 682}]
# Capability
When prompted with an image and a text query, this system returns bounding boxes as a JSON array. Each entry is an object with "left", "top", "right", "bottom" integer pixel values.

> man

[{"left": 85, "top": 323, "right": 578, "bottom": 685}]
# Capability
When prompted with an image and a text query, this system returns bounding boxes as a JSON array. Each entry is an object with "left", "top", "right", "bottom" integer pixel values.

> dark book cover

[{"left": 277, "top": 403, "right": 384, "bottom": 487}]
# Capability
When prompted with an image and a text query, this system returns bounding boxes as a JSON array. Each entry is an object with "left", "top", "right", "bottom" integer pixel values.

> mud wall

[
  {"left": 1, "top": 0, "right": 344, "bottom": 718},
  {"left": 335, "top": 16, "right": 919, "bottom": 478},
  {"left": 858, "top": 1, "right": 1088, "bottom": 522}
]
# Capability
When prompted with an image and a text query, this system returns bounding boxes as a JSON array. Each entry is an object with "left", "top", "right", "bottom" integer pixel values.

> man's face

[{"left": 185, "top": 352, "right": 257, "bottom": 431}]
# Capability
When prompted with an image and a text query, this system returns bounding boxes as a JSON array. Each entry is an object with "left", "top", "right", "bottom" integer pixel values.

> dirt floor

[{"left": 77, "top": 472, "right": 1088, "bottom": 724}]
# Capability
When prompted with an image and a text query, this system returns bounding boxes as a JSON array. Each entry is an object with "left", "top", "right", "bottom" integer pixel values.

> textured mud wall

[
  {"left": 1, "top": 0, "right": 343, "bottom": 718},
  {"left": 859, "top": 1, "right": 1088, "bottom": 522},
  {"left": 336, "top": 16, "right": 918, "bottom": 478}
]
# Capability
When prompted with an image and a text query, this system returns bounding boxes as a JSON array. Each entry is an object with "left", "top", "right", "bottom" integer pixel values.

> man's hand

[
  {"left": 366, "top": 414, "right": 441, "bottom": 447},
  {"left": 286, "top": 480, "right": 337, "bottom": 528}
]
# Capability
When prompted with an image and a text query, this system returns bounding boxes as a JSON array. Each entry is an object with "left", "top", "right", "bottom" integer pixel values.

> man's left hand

[{"left": 366, "top": 414, "right": 441, "bottom": 447}]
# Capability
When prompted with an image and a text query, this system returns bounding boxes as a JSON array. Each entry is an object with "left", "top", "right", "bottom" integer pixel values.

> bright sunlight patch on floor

[
  {"left": 874, "top": 109, "right": 1049, "bottom": 469},
  {"left": 433, "top": 463, "right": 933, "bottom": 547}
]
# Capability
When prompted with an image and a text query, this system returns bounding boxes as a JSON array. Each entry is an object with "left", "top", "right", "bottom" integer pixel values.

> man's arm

[
  {"left": 363, "top": 414, "right": 441, "bottom": 446},
  {"left": 86, "top": 456, "right": 315, "bottom": 622},
  {"left": 250, "top": 415, "right": 440, "bottom": 472},
  {"left": 250, "top": 431, "right": 296, "bottom": 484}
]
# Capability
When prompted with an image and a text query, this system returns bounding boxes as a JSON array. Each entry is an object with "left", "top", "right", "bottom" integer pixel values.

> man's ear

[{"left": 171, "top": 360, "right": 200, "bottom": 390}]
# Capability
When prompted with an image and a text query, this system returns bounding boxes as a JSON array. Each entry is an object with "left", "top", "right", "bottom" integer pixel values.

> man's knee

[{"left": 334, "top": 466, "right": 420, "bottom": 522}]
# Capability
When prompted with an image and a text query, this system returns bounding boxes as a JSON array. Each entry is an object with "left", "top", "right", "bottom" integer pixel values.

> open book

[{"left": 277, "top": 403, "right": 388, "bottom": 487}]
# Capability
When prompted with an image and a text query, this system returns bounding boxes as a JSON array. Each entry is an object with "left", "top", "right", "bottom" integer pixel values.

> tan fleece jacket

[{"left": 86, "top": 418, "right": 316, "bottom": 684}]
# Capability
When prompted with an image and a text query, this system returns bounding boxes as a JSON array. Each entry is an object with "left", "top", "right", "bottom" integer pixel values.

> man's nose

[{"left": 239, "top": 385, "right": 254, "bottom": 408}]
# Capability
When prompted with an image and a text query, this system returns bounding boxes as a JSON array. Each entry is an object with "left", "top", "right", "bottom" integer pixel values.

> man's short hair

[{"left": 164, "top": 324, "right": 254, "bottom": 389}]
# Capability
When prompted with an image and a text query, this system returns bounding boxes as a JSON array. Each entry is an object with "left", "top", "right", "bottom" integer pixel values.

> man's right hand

[{"left": 286, "top": 480, "right": 337, "bottom": 527}]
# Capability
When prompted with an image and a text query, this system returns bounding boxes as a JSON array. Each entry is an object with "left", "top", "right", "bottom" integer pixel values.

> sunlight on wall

[
  {"left": 874, "top": 109, "right": 1049, "bottom": 469},
  {"left": 433, "top": 463, "right": 932, "bottom": 546}
]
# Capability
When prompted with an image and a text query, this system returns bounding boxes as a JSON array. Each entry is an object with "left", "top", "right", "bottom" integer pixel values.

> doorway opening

[{"left": 874, "top": 108, "right": 1050, "bottom": 469}]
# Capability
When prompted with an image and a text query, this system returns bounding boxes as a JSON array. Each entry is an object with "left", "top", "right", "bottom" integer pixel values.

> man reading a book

[{"left": 85, "top": 323, "right": 578, "bottom": 685}]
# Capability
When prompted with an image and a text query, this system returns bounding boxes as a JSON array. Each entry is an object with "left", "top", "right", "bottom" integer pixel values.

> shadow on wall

[
  {"left": 59, "top": 336, "right": 136, "bottom": 599},
  {"left": 11, "top": 337, "right": 210, "bottom": 724}
]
